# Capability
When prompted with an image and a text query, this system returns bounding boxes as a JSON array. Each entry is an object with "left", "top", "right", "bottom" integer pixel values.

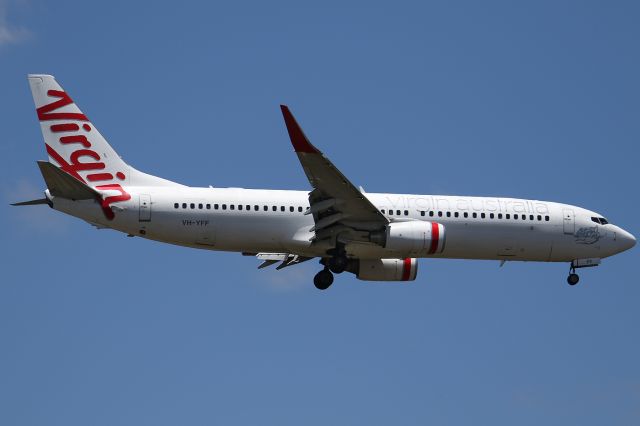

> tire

[
  {"left": 314, "top": 269, "right": 334, "bottom": 290},
  {"left": 567, "top": 273, "right": 579, "bottom": 286}
]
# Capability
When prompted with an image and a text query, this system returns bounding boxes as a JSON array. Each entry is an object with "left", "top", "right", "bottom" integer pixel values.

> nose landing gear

[
  {"left": 566, "top": 258, "right": 600, "bottom": 286},
  {"left": 567, "top": 272, "right": 580, "bottom": 285},
  {"left": 567, "top": 263, "right": 580, "bottom": 285}
]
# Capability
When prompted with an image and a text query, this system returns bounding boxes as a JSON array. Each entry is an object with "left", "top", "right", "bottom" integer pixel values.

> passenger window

[
  {"left": 182, "top": 203, "right": 187, "bottom": 209},
  {"left": 246, "top": 205, "right": 250, "bottom": 211},
  {"left": 222, "top": 204, "right": 227, "bottom": 210},
  {"left": 298, "top": 207, "right": 303, "bottom": 212},
  {"left": 420, "top": 211, "right": 425, "bottom": 217},
  {"left": 290, "top": 206, "right": 294, "bottom": 212},
  {"left": 264, "top": 206, "right": 268, "bottom": 211},
  {"left": 472, "top": 212, "right": 477, "bottom": 218},
  {"left": 396, "top": 210, "right": 401, "bottom": 216},
  {"left": 438, "top": 211, "right": 443, "bottom": 217},
  {"left": 404, "top": 210, "right": 409, "bottom": 216},
  {"left": 206, "top": 204, "right": 211, "bottom": 210},
  {"left": 190, "top": 203, "right": 195, "bottom": 209},
  {"left": 489, "top": 213, "right": 494, "bottom": 219},
  {"left": 230, "top": 205, "right": 235, "bottom": 210},
  {"left": 537, "top": 215, "right": 542, "bottom": 221},
  {"left": 174, "top": 203, "right": 179, "bottom": 209},
  {"left": 506, "top": 214, "right": 510, "bottom": 219},
  {"left": 382, "top": 209, "right": 386, "bottom": 214},
  {"left": 272, "top": 206, "right": 277, "bottom": 211},
  {"left": 454, "top": 212, "right": 459, "bottom": 218},
  {"left": 429, "top": 211, "right": 434, "bottom": 217},
  {"left": 238, "top": 205, "right": 243, "bottom": 210},
  {"left": 255, "top": 205, "right": 259, "bottom": 211},
  {"left": 498, "top": 213, "right": 502, "bottom": 219},
  {"left": 522, "top": 215, "right": 526, "bottom": 220},
  {"left": 446, "top": 212, "right": 451, "bottom": 217},
  {"left": 529, "top": 215, "right": 534, "bottom": 220},
  {"left": 463, "top": 212, "right": 468, "bottom": 218},
  {"left": 481, "top": 213, "right": 486, "bottom": 219},
  {"left": 514, "top": 214, "right": 518, "bottom": 219},
  {"left": 198, "top": 203, "right": 203, "bottom": 209},
  {"left": 281, "top": 206, "right": 285, "bottom": 212},
  {"left": 214, "top": 204, "right": 219, "bottom": 210}
]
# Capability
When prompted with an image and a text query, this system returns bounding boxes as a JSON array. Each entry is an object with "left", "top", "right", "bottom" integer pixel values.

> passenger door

[
  {"left": 139, "top": 194, "right": 151, "bottom": 222},
  {"left": 563, "top": 209, "right": 574, "bottom": 234}
]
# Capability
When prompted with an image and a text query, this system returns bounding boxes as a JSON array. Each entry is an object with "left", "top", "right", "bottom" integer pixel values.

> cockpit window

[
  {"left": 591, "top": 216, "right": 609, "bottom": 225},
  {"left": 599, "top": 217, "right": 608, "bottom": 225},
  {"left": 591, "top": 217, "right": 600, "bottom": 224}
]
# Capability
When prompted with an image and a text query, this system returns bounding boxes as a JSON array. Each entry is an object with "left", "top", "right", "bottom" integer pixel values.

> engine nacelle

[
  {"left": 379, "top": 221, "right": 446, "bottom": 256},
  {"left": 355, "top": 258, "right": 418, "bottom": 281}
]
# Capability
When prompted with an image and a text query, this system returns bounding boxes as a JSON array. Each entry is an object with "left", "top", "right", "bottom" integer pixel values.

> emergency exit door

[
  {"left": 563, "top": 209, "right": 574, "bottom": 234},
  {"left": 139, "top": 194, "right": 151, "bottom": 222}
]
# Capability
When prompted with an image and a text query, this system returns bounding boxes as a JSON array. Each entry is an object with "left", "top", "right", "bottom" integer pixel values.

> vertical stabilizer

[{"left": 27, "top": 74, "right": 180, "bottom": 188}]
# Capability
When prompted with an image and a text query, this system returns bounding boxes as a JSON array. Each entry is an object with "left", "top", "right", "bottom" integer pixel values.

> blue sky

[{"left": 1, "top": 1, "right": 638, "bottom": 424}]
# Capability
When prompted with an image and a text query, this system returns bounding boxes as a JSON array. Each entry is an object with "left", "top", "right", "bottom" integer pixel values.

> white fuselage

[
  {"left": 24, "top": 74, "right": 636, "bottom": 286},
  {"left": 49, "top": 186, "right": 632, "bottom": 263}
]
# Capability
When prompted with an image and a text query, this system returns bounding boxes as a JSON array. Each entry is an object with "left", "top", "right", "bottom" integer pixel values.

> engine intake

[{"left": 355, "top": 258, "right": 418, "bottom": 281}]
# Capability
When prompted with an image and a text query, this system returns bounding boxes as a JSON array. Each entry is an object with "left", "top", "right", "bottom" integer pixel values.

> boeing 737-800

[{"left": 14, "top": 75, "right": 636, "bottom": 289}]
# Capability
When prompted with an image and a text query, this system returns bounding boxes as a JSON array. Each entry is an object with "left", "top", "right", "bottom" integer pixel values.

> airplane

[{"left": 13, "top": 74, "right": 636, "bottom": 290}]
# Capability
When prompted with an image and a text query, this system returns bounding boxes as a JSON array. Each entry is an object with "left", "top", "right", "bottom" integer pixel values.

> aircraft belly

[
  {"left": 52, "top": 197, "right": 105, "bottom": 225},
  {"left": 214, "top": 215, "right": 312, "bottom": 253},
  {"left": 423, "top": 223, "right": 555, "bottom": 261}
]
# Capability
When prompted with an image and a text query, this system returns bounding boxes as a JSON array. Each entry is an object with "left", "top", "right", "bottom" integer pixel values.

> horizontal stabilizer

[
  {"left": 11, "top": 198, "right": 49, "bottom": 206},
  {"left": 37, "top": 161, "right": 100, "bottom": 201}
]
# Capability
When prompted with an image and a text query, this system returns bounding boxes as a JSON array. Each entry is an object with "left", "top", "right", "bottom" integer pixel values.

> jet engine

[
  {"left": 371, "top": 221, "right": 446, "bottom": 255},
  {"left": 353, "top": 258, "right": 418, "bottom": 281}
]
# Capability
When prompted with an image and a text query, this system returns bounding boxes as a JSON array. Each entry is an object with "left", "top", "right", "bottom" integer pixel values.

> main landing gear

[
  {"left": 314, "top": 251, "right": 349, "bottom": 290},
  {"left": 327, "top": 254, "right": 348, "bottom": 274},
  {"left": 313, "top": 267, "right": 334, "bottom": 290}
]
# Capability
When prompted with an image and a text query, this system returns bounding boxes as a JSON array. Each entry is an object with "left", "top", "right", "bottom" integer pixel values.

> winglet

[{"left": 280, "top": 105, "right": 319, "bottom": 154}]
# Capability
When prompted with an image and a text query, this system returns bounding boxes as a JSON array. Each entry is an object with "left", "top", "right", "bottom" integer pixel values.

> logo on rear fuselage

[{"left": 37, "top": 90, "right": 131, "bottom": 220}]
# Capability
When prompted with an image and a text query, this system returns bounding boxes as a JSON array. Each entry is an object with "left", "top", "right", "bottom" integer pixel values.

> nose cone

[{"left": 617, "top": 228, "right": 636, "bottom": 252}]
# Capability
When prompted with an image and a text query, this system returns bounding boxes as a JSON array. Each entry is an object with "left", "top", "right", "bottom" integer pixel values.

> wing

[{"left": 280, "top": 105, "right": 388, "bottom": 246}]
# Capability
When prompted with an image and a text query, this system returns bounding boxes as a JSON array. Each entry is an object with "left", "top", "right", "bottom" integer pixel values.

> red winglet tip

[{"left": 280, "top": 105, "right": 318, "bottom": 154}]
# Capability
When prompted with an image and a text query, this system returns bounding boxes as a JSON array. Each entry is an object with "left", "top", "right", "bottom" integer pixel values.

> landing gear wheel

[
  {"left": 328, "top": 256, "right": 348, "bottom": 274},
  {"left": 314, "top": 268, "right": 334, "bottom": 290},
  {"left": 567, "top": 273, "right": 580, "bottom": 286}
]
